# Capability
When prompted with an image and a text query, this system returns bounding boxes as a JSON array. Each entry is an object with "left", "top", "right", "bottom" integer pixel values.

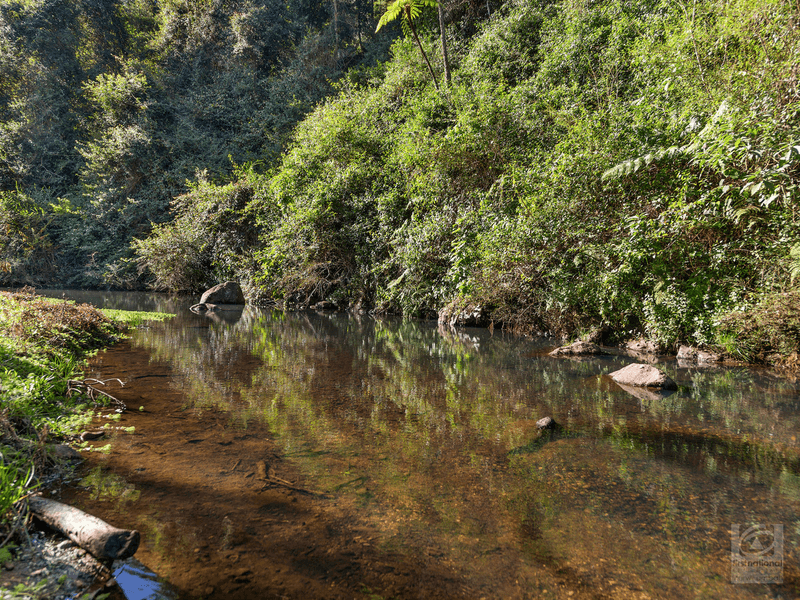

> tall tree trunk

[
  {"left": 437, "top": 1, "right": 451, "bottom": 84},
  {"left": 405, "top": 5, "right": 439, "bottom": 90},
  {"left": 333, "top": 0, "right": 340, "bottom": 64}
]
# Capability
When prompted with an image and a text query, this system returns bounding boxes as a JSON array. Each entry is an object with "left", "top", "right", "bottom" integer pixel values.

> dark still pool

[{"left": 54, "top": 291, "right": 799, "bottom": 599}]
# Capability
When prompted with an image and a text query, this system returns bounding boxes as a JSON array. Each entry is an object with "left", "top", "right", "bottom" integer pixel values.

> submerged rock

[
  {"left": 609, "top": 363, "right": 677, "bottom": 390},
  {"left": 549, "top": 341, "right": 606, "bottom": 357},
  {"left": 199, "top": 281, "right": 245, "bottom": 305}
]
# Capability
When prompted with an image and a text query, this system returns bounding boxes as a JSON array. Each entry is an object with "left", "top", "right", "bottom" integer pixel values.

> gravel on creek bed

[{"left": 0, "top": 529, "right": 120, "bottom": 600}]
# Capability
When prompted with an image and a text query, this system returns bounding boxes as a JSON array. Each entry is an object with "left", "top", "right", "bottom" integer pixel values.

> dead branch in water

[{"left": 67, "top": 378, "right": 126, "bottom": 412}]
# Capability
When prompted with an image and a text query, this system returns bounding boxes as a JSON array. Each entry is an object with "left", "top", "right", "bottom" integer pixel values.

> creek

[{"left": 42, "top": 290, "right": 800, "bottom": 599}]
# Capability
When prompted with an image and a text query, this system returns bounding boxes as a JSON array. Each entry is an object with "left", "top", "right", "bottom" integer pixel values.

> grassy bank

[{"left": 0, "top": 289, "right": 172, "bottom": 547}]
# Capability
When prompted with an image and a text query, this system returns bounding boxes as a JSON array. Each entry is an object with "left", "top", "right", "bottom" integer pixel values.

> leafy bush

[
  {"left": 716, "top": 292, "right": 800, "bottom": 363},
  {"left": 134, "top": 166, "right": 264, "bottom": 293},
  {"left": 239, "top": 0, "right": 799, "bottom": 357}
]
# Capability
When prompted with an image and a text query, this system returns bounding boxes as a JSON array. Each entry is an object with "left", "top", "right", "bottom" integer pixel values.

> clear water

[{"left": 46, "top": 291, "right": 800, "bottom": 599}]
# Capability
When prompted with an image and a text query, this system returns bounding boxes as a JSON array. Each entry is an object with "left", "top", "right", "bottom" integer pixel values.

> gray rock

[
  {"left": 438, "top": 304, "right": 489, "bottom": 327},
  {"left": 199, "top": 281, "right": 245, "bottom": 305},
  {"left": 624, "top": 339, "right": 660, "bottom": 354},
  {"left": 581, "top": 326, "right": 610, "bottom": 345},
  {"left": 50, "top": 445, "right": 82, "bottom": 461},
  {"left": 609, "top": 363, "right": 677, "bottom": 390},
  {"left": 549, "top": 341, "right": 606, "bottom": 357},
  {"left": 536, "top": 416, "right": 560, "bottom": 431},
  {"left": 677, "top": 345, "right": 721, "bottom": 364}
]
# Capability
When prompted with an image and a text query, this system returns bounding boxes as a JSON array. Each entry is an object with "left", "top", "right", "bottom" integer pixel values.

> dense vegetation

[
  {"left": 2, "top": 0, "right": 799, "bottom": 360},
  {"left": 0, "top": 0, "right": 394, "bottom": 286}
]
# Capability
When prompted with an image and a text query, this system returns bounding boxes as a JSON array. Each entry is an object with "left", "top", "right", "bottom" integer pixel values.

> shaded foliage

[{"left": 0, "top": 0, "right": 393, "bottom": 287}]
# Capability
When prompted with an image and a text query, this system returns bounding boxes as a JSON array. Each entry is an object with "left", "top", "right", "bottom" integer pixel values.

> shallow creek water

[{"left": 43, "top": 291, "right": 800, "bottom": 599}]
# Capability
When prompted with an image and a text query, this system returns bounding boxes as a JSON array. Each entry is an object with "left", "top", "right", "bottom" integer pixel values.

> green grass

[
  {"left": 0, "top": 290, "right": 143, "bottom": 538},
  {"left": 99, "top": 309, "right": 176, "bottom": 327}
]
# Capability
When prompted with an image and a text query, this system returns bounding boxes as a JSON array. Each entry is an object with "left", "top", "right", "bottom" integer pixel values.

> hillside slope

[{"left": 139, "top": 0, "right": 800, "bottom": 360}]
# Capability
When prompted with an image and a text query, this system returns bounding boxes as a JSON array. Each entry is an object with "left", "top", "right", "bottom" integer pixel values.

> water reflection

[
  {"left": 114, "top": 558, "right": 178, "bottom": 600},
  {"left": 73, "top": 292, "right": 800, "bottom": 598}
]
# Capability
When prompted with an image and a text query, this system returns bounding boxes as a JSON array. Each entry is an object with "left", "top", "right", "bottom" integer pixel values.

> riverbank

[{"left": 0, "top": 289, "right": 173, "bottom": 599}]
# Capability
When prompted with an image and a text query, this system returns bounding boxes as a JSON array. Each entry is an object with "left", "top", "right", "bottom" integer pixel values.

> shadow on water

[{"left": 53, "top": 291, "right": 800, "bottom": 599}]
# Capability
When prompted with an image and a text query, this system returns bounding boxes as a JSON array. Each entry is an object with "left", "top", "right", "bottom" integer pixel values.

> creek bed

[{"left": 44, "top": 290, "right": 800, "bottom": 599}]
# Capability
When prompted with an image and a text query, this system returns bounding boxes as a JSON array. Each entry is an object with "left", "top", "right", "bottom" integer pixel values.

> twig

[
  {"left": 258, "top": 476, "right": 324, "bottom": 496},
  {"left": 67, "top": 378, "right": 126, "bottom": 411}
]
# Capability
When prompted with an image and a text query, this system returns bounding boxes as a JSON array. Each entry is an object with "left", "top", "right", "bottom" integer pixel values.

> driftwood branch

[
  {"left": 67, "top": 378, "right": 127, "bottom": 411},
  {"left": 28, "top": 496, "right": 140, "bottom": 561}
]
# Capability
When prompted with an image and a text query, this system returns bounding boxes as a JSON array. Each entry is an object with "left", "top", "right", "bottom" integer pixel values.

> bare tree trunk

[
  {"left": 437, "top": 1, "right": 451, "bottom": 84},
  {"left": 333, "top": 0, "right": 340, "bottom": 64},
  {"left": 405, "top": 5, "right": 439, "bottom": 90}
]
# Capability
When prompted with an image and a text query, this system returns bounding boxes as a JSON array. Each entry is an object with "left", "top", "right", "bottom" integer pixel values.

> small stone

[
  {"left": 56, "top": 539, "right": 76, "bottom": 550},
  {"left": 204, "top": 587, "right": 215, "bottom": 596},
  {"left": 105, "top": 578, "right": 118, "bottom": 588},
  {"left": 3, "top": 562, "right": 13, "bottom": 571}
]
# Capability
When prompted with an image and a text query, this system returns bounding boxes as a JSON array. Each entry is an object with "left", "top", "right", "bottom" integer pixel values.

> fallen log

[{"left": 28, "top": 496, "right": 140, "bottom": 561}]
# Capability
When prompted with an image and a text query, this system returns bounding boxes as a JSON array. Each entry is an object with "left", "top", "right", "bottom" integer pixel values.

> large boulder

[
  {"left": 199, "top": 281, "right": 245, "bottom": 305},
  {"left": 609, "top": 363, "right": 677, "bottom": 390},
  {"left": 549, "top": 341, "right": 606, "bottom": 357}
]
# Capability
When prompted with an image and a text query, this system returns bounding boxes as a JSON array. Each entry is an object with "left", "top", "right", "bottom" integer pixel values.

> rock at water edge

[
  {"left": 609, "top": 363, "right": 677, "bottom": 390},
  {"left": 549, "top": 341, "right": 606, "bottom": 357},
  {"left": 199, "top": 281, "right": 245, "bottom": 305}
]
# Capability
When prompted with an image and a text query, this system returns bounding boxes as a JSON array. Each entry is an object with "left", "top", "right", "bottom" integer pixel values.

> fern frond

[
  {"left": 376, "top": 0, "right": 438, "bottom": 33},
  {"left": 376, "top": 0, "right": 404, "bottom": 32},
  {"left": 602, "top": 145, "right": 692, "bottom": 181}
]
